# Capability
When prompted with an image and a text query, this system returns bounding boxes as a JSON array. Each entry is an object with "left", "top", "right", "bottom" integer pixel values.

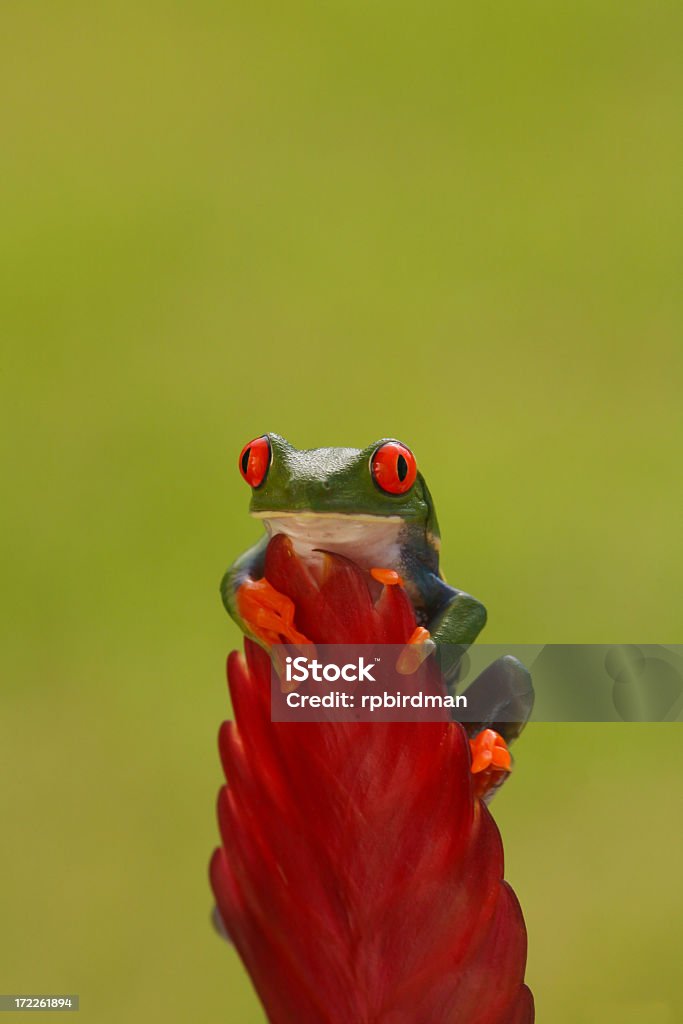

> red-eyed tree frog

[{"left": 221, "top": 434, "right": 533, "bottom": 761}]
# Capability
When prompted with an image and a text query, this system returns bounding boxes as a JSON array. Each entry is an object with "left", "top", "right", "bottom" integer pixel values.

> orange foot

[
  {"left": 469, "top": 728, "right": 512, "bottom": 773},
  {"left": 469, "top": 729, "right": 512, "bottom": 801},
  {"left": 236, "top": 577, "right": 311, "bottom": 648}
]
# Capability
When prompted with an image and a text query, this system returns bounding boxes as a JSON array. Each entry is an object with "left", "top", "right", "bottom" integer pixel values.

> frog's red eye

[
  {"left": 371, "top": 441, "right": 417, "bottom": 495},
  {"left": 239, "top": 435, "right": 271, "bottom": 487}
]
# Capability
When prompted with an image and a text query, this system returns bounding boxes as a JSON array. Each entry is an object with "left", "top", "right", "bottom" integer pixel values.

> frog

[{"left": 220, "top": 433, "right": 533, "bottom": 758}]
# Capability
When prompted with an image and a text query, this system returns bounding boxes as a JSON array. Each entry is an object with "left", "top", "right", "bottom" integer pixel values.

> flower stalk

[{"left": 211, "top": 535, "right": 534, "bottom": 1023}]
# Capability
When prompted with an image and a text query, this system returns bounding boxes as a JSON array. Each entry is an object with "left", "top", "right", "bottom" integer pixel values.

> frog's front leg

[
  {"left": 220, "top": 537, "right": 268, "bottom": 632},
  {"left": 220, "top": 538, "right": 310, "bottom": 647}
]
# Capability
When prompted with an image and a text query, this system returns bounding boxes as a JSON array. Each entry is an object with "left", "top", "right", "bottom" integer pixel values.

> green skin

[{"left": 221, "top": 434, "right": 487, "bottom": 655}]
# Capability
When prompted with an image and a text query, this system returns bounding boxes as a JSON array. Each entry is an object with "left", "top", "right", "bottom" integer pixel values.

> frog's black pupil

[
  {"left": 397, "top": 453, "right": 408, "bottom": 482},
  {"left": 241, "top": 448, "right": 251, "bottom": 475}
]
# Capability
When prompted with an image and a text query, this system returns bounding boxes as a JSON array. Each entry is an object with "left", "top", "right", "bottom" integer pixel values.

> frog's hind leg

[
  {"left": 460, "top": 654, "right": 534, "bottom": 744},
  {"left": 461, "top": 656, "right": 534, "bottom": 801}
]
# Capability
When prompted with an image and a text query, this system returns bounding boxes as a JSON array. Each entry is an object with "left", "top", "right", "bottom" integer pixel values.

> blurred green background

[{"left": 1, "top": 2, "right": 681, "bottom": 1021}]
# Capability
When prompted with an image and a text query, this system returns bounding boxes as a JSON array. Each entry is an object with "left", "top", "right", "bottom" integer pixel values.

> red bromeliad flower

[{"left": 211, "top": 534, "right": 534, "bottom": 1023}]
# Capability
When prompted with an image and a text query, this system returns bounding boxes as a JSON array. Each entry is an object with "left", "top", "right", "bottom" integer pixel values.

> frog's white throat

[{"left": 254, "top": 511, "right": 404, "bottom": 571}]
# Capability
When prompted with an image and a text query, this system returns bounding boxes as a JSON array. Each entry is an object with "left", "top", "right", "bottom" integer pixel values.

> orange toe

[
  {"left": 396, "top": 626, "right": 435, "bottom": 674},
  {"left": 491, "top": 742, "right": 512, "bottom": 771},
  {"left": 370, "top": 567, "right": 404, "bottom": 587}
]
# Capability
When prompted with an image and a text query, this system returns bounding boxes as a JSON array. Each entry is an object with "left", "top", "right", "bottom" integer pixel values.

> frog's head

[{"left": 237, "top": 433, "right": 440, "bottom": 567}]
